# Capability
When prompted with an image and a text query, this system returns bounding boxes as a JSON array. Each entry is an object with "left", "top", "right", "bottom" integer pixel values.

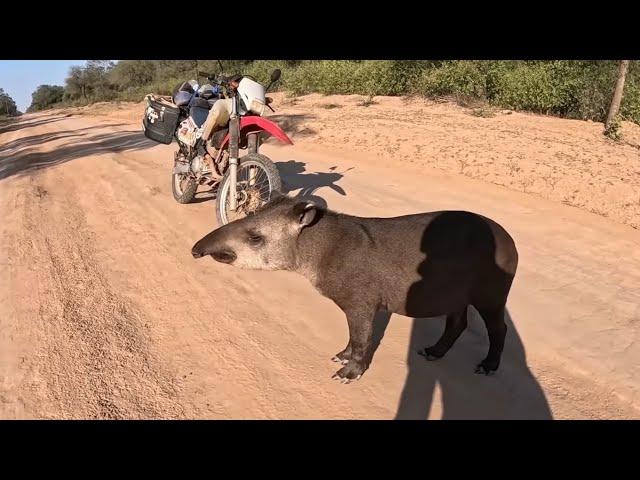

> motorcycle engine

[{"left": 191, "top": 155, "right": 203, "bottom": 174}]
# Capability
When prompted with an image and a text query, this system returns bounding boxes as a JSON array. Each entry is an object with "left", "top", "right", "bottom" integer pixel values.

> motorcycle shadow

[
  {"left": 276, "top": 160, "right": 351, "bottom": 209},
  {"left": 191, "top": 159, "right": 352, "bottom": 207}
]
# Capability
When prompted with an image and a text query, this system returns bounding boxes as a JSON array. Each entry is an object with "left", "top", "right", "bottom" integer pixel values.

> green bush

[
  {"left": 286, "top": 61, "right": 357, "bottom": 95},
  {"left": 411, "top": 60, "right": 640, "bottom": 124},
  {"left": 415, "top": 60, "right": 488, "bottom": 98},
  {"left": 488, "top": 62, "right": 576, "bottom": 114},
  {"left": 110, "top": 60, "right": 157, "bottom": 89},
  {"left": 244, "top": 60, "right": 288, "bottom": 88},
  {"left": 284, "top": 60, "right": 424, "bottom": 97},
  {"left": 25, "top": 60, "right": 640, "bottom": 126},
  {"left": 621, "top": 81, "right": 640, "bottom": 124},
  {"left": 28, "top": 85, "right": 65, "bottom": 112}
]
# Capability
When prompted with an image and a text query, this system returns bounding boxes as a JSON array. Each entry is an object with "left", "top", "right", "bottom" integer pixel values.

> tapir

[{"left": 191, "top": 194, "right": 518, "bottom": 383}]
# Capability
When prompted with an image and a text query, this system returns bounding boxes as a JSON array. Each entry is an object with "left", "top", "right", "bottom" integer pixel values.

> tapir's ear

[{"left": 293, "top": 201, "right": 317, "bottom": 229}]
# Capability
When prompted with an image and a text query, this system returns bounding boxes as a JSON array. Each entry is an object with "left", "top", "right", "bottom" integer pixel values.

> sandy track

[{"left": 1, "top": 103, "right": 639, "bottom": 419}]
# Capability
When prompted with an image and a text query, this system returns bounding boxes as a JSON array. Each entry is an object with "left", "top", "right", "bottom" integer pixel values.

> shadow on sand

[
  {"left": 382, "top": 307, "right": 552, "bottom": 419},
  {"left": 0, "top": 130, "right": 158, "bottom": 181},
  {"left": 0, "top": 115, "right": 68, "bottom": 135},
  {"left": 276, "top": 160, "right": 353, "bottom": 208}
]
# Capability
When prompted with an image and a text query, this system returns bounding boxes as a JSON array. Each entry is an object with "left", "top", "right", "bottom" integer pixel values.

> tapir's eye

[{"left": 247, "top": 231, "right": 264, "bottom": 246}]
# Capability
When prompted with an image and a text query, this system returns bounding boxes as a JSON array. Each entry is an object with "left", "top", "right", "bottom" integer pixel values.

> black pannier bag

[{"left": 143, "top": 94, "right": 180, "bottom": 145}]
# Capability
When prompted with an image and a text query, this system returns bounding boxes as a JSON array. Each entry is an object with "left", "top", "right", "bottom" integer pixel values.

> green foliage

[
  {"left": 109, "top": 60, "right": 157, "bottom": 89},
  {"left": 489, "top": 62, "right": 576, "bottom": 114},
  {"left": 0, "top": 88, "right": 19, "bottom": 116},
  {"left": 284, "top": 60, "right": 424, "bottom": 96},
  {"left": 415, "top": 60, "right": 488, "bottom": 98},
  {"left": 485, "top": 61, "right": 608, "bottom": 119},
  {"left": 25, "top": 60, "right": 640, "bottom": 125},
  {"left": 604, "top": 115, "right": 622, "bottom": 140},
  {"left": 409, "top": 60, "right": 640, "bottom": 124},
  {"left": 28, "top": 85, "right": 65, "bottom": 112},
  {"left": 63, "top": 60, "right": 116, "bottom": 103},
  {"left": 244, "top": 60, "right": 286, "bottom": 86}
]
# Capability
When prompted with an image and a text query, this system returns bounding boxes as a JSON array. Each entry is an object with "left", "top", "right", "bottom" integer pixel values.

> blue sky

[{"left": 0, "top": 61, "right": 87, "bottom": 112}]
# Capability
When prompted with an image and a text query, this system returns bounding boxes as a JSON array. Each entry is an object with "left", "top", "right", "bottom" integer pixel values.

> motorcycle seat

[
  {"left": 190, "top": 97, "right": 211, "bottom": 110},
  {"left": 210, "top": 128, "right": 229, "bottom": 149}
]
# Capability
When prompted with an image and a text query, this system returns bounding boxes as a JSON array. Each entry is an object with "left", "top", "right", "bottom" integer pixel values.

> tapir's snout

[
  {"left": 191, "top": 232, "right": 218, "bottom": 260},
  {"left": 191, "top": 243, "right": 206, "bottom": 258},
  {"left": 191, "top": 229, "right": 237, "bottom": 264}
]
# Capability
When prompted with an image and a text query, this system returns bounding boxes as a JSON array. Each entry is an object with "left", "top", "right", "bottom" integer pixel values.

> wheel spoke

[{"left": 219, "top": 159, "right": 276, "bottom": 224}]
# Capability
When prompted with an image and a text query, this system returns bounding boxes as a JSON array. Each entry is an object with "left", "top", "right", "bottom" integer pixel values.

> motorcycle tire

[{"left": 215, "top": 153, "right": 282, "bottom": 225}]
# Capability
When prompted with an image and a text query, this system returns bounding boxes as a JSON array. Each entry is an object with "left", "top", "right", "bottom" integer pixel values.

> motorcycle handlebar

[
  {"left": 200, "top": 72, "right": 243, "bottom": 85},
  {"left": 199, "top": 70, "right": 278, "bottom": 89},
  {"left": 196, "top": 71, "right": 227, "bottom": 84}
]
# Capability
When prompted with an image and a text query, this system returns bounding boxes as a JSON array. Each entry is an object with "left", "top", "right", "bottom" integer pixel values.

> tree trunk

[{"left": 605, "top": 60, "right": 630, "bottom": 130}]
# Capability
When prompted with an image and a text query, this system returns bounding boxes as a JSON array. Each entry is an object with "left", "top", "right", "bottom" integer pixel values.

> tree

[
  {"left": 0, "top": 88, "right": 18, "bottom": 116},
  {"left": 65, "top": 65, "right": 89, "bottom": 100},
  {"left": 64, "top": 61, "right": 115, "bottom": 102},
  {"left": 28, "top": 85, "right": 65, "bottom": 112},
  {"left": 109, "top": 60, "right": 156, "bottom": 89},
  {"left": 152, "top": 60, "right": 198, "bottom": 81},
  {"left": 84, "top": 60, "right": 115, "bottom": 100},
  {"left": 604, "top": 60, "right": 630, "bottom": 138}
]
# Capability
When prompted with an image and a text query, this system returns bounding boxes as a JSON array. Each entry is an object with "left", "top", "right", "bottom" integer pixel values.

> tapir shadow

[
  {"left": 367, "top": 212, "right": 553, "bottom": 420},
  {"left": 389, "top": 308, "right": 552, "bottom": 419}
]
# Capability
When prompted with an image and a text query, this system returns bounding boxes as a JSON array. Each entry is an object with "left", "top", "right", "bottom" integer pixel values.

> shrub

[{"left": 25, "top": 60, "right": 640, "bottom": 126}]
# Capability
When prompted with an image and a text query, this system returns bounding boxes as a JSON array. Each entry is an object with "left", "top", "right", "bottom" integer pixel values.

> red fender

[{"left": 219, "top": 116, "right": 293, "bottom": 151}]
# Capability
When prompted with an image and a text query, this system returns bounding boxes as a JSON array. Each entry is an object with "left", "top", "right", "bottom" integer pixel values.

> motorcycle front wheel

[{"left": 215, "top": 153, "right": 282, "bottom": 225}]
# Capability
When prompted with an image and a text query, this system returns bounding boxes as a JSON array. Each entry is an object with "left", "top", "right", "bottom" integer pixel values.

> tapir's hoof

[
  {"left": 474, "top": 363, "right": 498, "bottom": 376},
  {"left": 331, "top": 356, "right": 349, "bottom": 365},
  {"left": 332, "top": 364, "right": 365, "bottom": 384},
  {"left": 331, "top": 374, "right": 362, "bottom": 384}
]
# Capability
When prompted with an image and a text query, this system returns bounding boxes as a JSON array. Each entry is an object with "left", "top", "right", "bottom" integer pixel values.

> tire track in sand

[{"left": 18, "top": 173, "right": 186, "bottom": 419}]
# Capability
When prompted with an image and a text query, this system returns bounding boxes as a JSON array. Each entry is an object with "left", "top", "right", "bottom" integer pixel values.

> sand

[{"left": 1, "top": 94, "right": 638, "bottom": 419}]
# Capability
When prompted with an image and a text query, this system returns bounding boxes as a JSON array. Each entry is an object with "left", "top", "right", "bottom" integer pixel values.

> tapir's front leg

[
  {"left": 332, "top": 342, "right": 352, "bottom": 365},
  {"left": 332, "top": 305, "right": 375, "bottom": 384}
]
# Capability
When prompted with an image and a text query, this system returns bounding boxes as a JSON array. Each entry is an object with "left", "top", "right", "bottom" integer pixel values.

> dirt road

[{"left": 1, "top": 99, "right": 639, "bottom": 419}]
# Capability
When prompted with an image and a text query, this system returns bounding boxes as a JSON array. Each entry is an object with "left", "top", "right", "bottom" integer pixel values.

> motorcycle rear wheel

[
  {"left": 172, "top": 173, "right": 198, "bottom": 204},
  {"left": 215, "top": 153, "right": 282, "bottom": 225}
]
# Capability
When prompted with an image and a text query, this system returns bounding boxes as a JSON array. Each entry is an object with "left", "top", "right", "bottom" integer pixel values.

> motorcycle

[{"left": 142, "top": 63, "right": 292, "bottom": 225}]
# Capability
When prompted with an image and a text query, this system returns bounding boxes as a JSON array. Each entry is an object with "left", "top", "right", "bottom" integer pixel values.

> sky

[{"left": 0, "top": 60, "right": 87, "bottom": 112}]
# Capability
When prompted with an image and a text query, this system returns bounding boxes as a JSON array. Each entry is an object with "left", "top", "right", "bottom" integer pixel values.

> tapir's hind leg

[
  {"left": 419, "top": 306, "right": 469, "bottom": 360},
  {"left": 475, "top": 305, "right": 507, "bottom": 375}
]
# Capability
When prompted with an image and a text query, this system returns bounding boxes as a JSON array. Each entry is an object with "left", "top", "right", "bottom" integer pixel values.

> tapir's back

[{"left": 354, "top": 210, "right": 518, "bottom": 316}]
